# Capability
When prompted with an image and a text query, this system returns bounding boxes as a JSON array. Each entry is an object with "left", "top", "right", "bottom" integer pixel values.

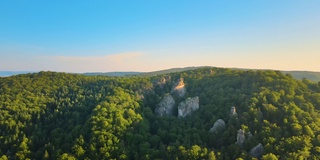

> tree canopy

[{"left": 0, "top": 68, "right": 319, "bottom": 159}]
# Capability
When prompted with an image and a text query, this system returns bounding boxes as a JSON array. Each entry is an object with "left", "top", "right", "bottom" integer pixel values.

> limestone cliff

[
  {"left": 156, "top": 76, "right": 171, "bottom": 88},
  {"left": 178, "top": 96, "right": 199, "bottom": 118},
  {"left": 235, "top": 129, "right": 245, "bottom": 146},
  {"left": 171, "top": 78, "right": 186, "bottom": 98},
  {"left": 155, "top": 94, "right": 175, "bottom": 116},
  {"left": 230, "top": 106, "right": 238, "bottom": 116},
  {"left": 250, "top": 143, "right": 264, "bottom": 158},
  {"left": 209, "top": 119, "right": 226, "bottom": 134}
]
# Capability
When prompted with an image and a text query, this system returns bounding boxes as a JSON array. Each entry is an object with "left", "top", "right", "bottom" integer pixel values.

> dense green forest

[{"left": 0, "top": 68, "right": 320, "bottom": 159}]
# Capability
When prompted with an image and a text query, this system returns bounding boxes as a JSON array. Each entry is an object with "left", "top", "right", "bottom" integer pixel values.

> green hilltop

[
  {"left": 82, "top": 67, "right": 320, "bottom": 82},
  {"left": 2, "top": 67, "right": 320, "bottom": 82}
]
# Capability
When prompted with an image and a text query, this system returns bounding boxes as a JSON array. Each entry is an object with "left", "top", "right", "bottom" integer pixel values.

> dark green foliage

[{"left": 0, "top": 68, "right": 319, "bottom": 159}]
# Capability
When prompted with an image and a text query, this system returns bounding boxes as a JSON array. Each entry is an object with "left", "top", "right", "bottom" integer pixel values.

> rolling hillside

[{"left": 0, "top": 68, "right": 319, "bottom": 159}]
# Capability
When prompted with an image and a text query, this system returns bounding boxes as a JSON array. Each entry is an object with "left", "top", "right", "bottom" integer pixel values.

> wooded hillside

[{"left": 0, "top": 68, "right": 319, "bottom": 159}]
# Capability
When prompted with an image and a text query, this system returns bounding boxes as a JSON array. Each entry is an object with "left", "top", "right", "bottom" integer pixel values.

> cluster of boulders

[
  {"left": 210, "top": 106, "right": 237, "bottom": 135},
  {"left": 235, "top": 129, "right": 254, "bottom": 147},
  {"left": 155, "top": 78, "right": 264, "bottom": 158},
  {"left": 209, "top": 106, "right": 264, "bottom": 158},
  {"left": 155, "top": 78, "right": 199, "bottom": 118},
  {"left": 156, "top": 76, "right": 171, "bottom": 88}
]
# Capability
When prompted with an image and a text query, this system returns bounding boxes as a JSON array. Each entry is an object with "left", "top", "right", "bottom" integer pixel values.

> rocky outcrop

[
  {"left": 230, "top": 106, "right": 238, "bottom": 116},
  {"left": 156, "top": 76, "right": 171, "bottom": 88},
  {"left": 209, "top": 119, "right": 226, "bottom": 134},
  {"left": 155, "top": 94, "right": 175, "bottom": 116},
  {"left": 178, "top": 96, "right": 199, "bottom": 118},
  {"left": 235, "top": 129, "right": 245, "bottom": 146},
  {"left": 250, "top": 143, "right": 264, "bottom": 158},
  {"left": 171, "top": 78, "right": 186, "bottom": 98}
]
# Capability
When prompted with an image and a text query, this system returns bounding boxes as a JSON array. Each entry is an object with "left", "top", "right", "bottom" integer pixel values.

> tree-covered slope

[{"left": 0, "top": 68, "right": 319, "bottom": 159}]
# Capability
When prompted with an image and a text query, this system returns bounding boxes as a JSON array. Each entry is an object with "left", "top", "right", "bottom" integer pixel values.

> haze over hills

[
  {"left": 83, "top": 71, "right": 142, "bottom": 77},
  {"left": 2, "top": 67, "right": 320, "bottom": 82},
  {"left": 282, "top": 71, "right": 320, "bottom": 82},
  {"left": 0, "top": 71, "right": 35, "bottom": 77}
]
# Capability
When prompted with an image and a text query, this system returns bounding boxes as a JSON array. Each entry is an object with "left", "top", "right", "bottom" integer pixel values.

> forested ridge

[{"left": 0, "top": 68, "right": 319, "bottom": 160}]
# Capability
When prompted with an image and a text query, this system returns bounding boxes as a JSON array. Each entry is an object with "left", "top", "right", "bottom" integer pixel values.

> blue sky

[{"left": 0, "top": 1, "right": 319, "bottom": 72}]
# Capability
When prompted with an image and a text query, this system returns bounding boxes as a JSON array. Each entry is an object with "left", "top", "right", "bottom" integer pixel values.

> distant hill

[
  {"left": 2, "top": 68, "right": 320, "bottom": 82},
  {"left": 140, "top": 66, "right": 203, "bottom": 76},
  {"left": 83, "top": 67, "right": 203, "bottom": 77},
  {"left": 282, "top": 71, "right": 320, "bottom": 82},
  {"left": 0, "top": 71, "right": 34, "bottom": 77},
  {"left": 142, "top": 67, "right": 320, "bottom": 82},
  {"left": 83, "top": 72, "right": 142, "bottom": 77}
]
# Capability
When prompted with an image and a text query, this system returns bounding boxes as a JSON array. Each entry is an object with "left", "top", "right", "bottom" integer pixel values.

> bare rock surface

[
  {"left": 235, "top": 129, "right": 245, "bottom": 146},
  {"left": 178, "top": 96, "right": 199, "bottom": 118},
  {"left": 250, "top": 143, "right": 264, "bottom": 158},
  {"left": 230, "top": 106, "right": 238, "bottom": 116},
  {"left": 156, "top": 76, "right": 171, "bottom": 88},
  {"left": 209, "top": 119, "right": 226, "bottom": 134},
  {"left": 155, "top": 94, "right": 175, "bottom": 116},
  {"left": 171, "top": 78, "right": 186, "bottom": 98}
]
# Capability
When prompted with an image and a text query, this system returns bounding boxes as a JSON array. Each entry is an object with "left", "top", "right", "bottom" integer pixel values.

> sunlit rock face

[
  {"left": 178, "top": 96, "right": 199, "bottom": 118},
  {"left": 171, "top": 78, "right": 186, "bottom": 98},
  {"left": 155, "top": 94, "right": 175, "bottom": 116},
  {"left": 209, "top": 119, "right": 226, "bottom": 134}
]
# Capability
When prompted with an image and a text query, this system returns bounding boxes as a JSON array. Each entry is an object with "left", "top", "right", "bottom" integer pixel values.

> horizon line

[{"left": 1, "top": 66, "right": 320, "bottom": 74}]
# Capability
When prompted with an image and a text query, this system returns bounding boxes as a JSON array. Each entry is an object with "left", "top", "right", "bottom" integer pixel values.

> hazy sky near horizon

[{"left": 1, "top": 1, "right": 319, "bottom": 72}]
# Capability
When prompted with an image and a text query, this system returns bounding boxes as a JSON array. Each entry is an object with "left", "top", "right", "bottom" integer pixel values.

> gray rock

[
  {"left": 157, "top": 76, "right": 171, "bottom": 88},
  {"left": 247, "top": 131, "right": 253, "bottom": 141},
  {"left": 235, "top": 129, "right": 245, "bottom": 146},
  {"left": 171, "top": 78, "right": 186, "bottom": 98},
  {"left": 155, "top": 94, "right": 175, "bottom": 116},
  {"left": 250, "top": 143, "right": 264, "bottom": 158},
  {"left": 209, "top": 119, "right": 226, "bottom": 134},
  {"left": 230, "top": 106, "right": 238, "bottom": 116},
  {"left": 178, "top": 96, "right": 199, "bottom": 118}
]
